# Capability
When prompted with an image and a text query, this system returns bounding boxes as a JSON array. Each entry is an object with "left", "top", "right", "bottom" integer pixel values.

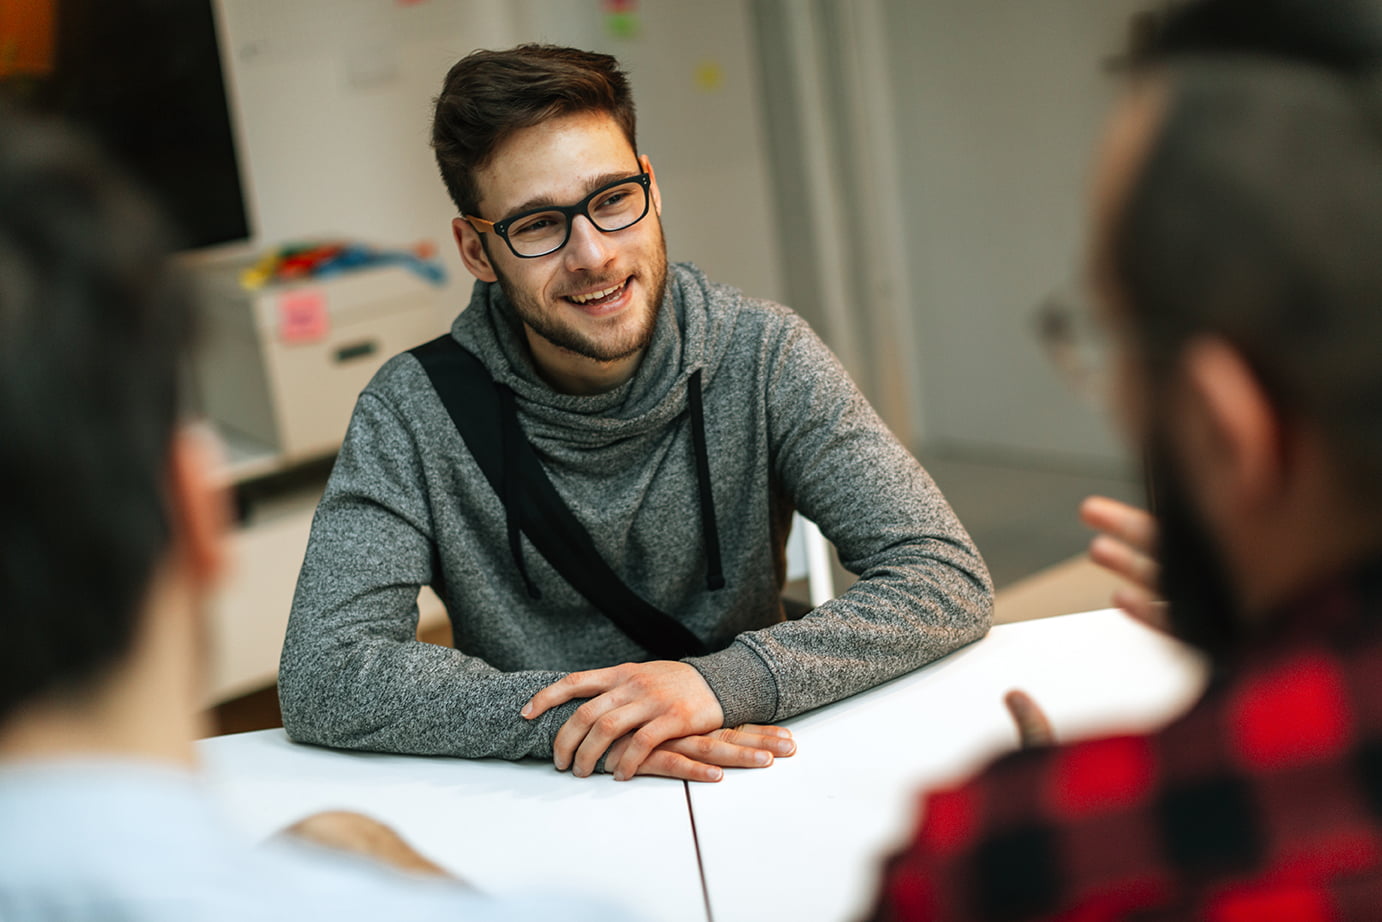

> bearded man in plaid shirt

[{"left": 867, "top": 0, "right": 1382, "bottom": 919}]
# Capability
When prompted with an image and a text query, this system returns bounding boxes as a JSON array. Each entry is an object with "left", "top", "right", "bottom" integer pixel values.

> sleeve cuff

[{"left": 685, "top": 640, "right": 779, "bottom": 727}]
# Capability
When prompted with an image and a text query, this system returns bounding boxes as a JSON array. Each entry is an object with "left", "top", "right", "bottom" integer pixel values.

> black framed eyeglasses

[
  {"left": 463, "top": 170, "right": 652, "bottom": 259},
  {"left": 1034, "top": 281, "right": 1111, "bottom": 406}
]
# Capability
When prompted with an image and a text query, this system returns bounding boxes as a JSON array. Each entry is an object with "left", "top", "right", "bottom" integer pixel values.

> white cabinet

[
  {"left": 190, "top": 262, "right": 451, "bottom": 704},
  {"left": 191, "top": 261, "right": 447, "bottom": 478}
]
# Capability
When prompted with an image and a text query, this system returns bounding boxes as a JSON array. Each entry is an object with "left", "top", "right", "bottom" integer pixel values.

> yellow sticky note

[{"left": 694, "top": 60, "right": 724, "bottom": 93}]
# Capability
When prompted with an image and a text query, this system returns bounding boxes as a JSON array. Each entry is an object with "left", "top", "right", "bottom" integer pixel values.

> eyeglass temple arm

[{"left": 462, "top": 214, "right": 496, "bottom": 234}]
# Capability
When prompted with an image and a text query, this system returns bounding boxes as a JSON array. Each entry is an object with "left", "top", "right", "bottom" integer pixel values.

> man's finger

[
  {"left": 713, "top": 727, "right": 797, "bottom": 758},
  {"left": 522, "top": 667, "right": 622, "bottom": 720},
  {"left": 1080, "top": 496, "right": 1157, "bottom": 553},
  {"left": 636, "top": 749, "right": 724, "bottom": 783},
  {"left": 606, "top": 729, "right": 792, "bottom": 782},
  {"left": 611, "top": 715, "right": 685, "bottom": 781},
  {"left": 732, "top": 723, "right": 794, "bottom": 740},
  {"left": 551, "top": 693, "right": 625, "bottom": 772},
  {"left": 1004, "top": 689, "right": 1055, "bottom": 749},
  {"left": 1089, "top": 534, "right": 1159, "bottom": 591},
  {"left": 572, "top": 703, "right": 657, "bottom": 778},
  {"left": 659, "top": 734, "right": 776, "bottom": 769},
  {"left": 1114, "top": 587, "right": 1171, "bottom": 633}
]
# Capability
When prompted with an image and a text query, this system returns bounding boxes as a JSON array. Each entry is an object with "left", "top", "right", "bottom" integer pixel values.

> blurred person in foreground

[
  {"left": 869, "top": 0, "right": 1382, "bottom": 918},
  {"left": 0, "top": 110, "right": 632, "bottom": 921}
]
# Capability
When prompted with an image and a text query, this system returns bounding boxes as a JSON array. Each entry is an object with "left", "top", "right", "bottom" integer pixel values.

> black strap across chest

[{"left": 410, "top": 334, "right": 712, "bottom": 660}]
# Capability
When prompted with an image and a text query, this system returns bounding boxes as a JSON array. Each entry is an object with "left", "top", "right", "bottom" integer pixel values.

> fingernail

[
  {"left": 770, "top": 727, "right": 792, "bottom": 738},
  {"left": 754, "top": 751, "right": 772, "bottom": 766},
  {"left": 613, "top": 771, "right": 627, "bottom": 782},
  {"left": 776, "top": 739, "right": 796, "bottom": 755},
  {"left": 707, "top": 767, "right": 724, "bottom": 781},
  {"left": 520, "top": 704, "right": 533, "bottom": 718}
]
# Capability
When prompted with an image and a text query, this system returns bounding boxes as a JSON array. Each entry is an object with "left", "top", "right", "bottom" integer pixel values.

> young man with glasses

[{"left": 280, "top": 45, "right": 992, "bottom": 783}]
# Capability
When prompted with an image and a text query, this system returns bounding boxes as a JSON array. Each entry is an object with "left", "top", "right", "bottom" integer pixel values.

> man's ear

[
  {"left": 640, "top": 154, "right": 662, "bottom": 217},
  {"left": 452, "top": 217, "right": 499, "bottom": 283},
  {"left": 1178, "top": 337, "right": 1286, "bottom": 519},
  {"left": 165, "top": 424, "right": 230, "bottom": 591}
]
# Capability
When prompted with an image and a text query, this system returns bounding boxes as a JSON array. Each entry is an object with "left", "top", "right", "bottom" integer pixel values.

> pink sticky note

[{"left": 277, "top": 289, "right": 330, "bottom": 343}]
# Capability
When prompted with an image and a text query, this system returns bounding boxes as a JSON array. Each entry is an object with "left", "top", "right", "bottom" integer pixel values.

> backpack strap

[{"left": 409, "top": 334, "right": 710, "bottom": 660}]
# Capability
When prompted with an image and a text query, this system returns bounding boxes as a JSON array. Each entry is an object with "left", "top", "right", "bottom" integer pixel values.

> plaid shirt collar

[{"left": 1213, "top": 553, "right": 1382, "bottom": 669}]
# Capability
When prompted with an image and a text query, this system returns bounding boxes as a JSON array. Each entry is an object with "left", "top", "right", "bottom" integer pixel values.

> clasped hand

[{"left": 522, "top": 660, "right": 795, "bottom": 782}]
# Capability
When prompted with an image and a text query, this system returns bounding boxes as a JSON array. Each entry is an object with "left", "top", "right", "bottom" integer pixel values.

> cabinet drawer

[{"left": 261, "top": 292, "right": 441, "bottom": 463}]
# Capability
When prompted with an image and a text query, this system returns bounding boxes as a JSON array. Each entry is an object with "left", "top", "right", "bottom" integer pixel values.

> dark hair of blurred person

[{"left": 0, "top": 105, "right": 195, "bottom": 728}]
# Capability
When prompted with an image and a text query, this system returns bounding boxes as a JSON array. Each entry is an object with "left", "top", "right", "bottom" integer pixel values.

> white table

[
  {"left": 197, "top": 610, "right": 1207, "bottom": 922},
  {"left": 197, "top": 728, "right": 707, "bottom": 922},
  {"left": 689, "top": 609, "right": 1208, "bottom": 922}
]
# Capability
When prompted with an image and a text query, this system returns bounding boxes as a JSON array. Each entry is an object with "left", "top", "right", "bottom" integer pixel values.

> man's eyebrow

[{"left": 502, "top": 169, "right": 640, "bottom": 218}]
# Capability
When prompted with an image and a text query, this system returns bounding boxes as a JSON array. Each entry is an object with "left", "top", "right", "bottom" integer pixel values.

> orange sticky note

[{"left": 277, "top": 289, "right": 330, "bottom": 343}]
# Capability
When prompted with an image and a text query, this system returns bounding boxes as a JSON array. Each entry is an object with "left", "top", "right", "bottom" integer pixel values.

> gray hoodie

[{"left": 278, "top": 263, "right": 992, "bottom": 760}]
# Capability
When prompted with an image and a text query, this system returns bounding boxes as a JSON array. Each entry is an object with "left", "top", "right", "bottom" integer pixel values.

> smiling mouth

[{"left": 563, "top": 278, "right": 630, "bottom": 307}]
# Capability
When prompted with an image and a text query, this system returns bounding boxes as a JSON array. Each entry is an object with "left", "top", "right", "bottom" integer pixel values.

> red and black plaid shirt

[{"left": 866, "top": 562, "right": 1382, "bottom": 922}]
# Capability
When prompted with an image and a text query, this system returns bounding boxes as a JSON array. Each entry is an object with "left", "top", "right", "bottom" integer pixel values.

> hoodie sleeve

[
  {"left": 686, "top": 312, "right": 993, "bottom": 725},
  {"left": 277, "top": 391, "right": 580, "bottom": 760}
]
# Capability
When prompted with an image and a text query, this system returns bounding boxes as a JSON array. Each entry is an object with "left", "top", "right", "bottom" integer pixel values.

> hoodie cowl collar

[{"left": 449, "top": 263, "right": 722, "bottom": 447}]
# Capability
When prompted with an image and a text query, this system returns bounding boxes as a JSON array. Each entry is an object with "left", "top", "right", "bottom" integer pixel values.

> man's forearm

[
  {"left": 690, "top": 542, "right": 991, "bottom": 725},
  {"left": 758, "top": 313, "right": 994, "bottom": 721},
  {"left": 279, "top": 633, "right": 579, "bottom": 760}
]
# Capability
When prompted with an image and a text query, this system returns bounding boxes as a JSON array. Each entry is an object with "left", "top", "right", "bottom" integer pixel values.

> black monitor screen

[{"left": 1, "top": 0, "right": 251, "bottom": 250}]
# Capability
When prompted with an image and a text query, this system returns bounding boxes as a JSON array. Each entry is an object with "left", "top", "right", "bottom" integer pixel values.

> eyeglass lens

[{"left": 1035, "top": 286, "right": 1110, "bottom": 406}]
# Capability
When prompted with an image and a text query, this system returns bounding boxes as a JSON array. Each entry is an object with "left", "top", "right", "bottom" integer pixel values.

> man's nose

[{"left": 563, "top": 214, "right": 614, "bottom": 270}]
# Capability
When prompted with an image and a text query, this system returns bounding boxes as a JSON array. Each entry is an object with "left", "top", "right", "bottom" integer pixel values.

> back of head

[
  {"left": 1144, "top": 0, "right": 1382, "bottom": 74},
  {"left": 1110, "top": 0, "right": 1382, "bottom": 496},
  {"left": 431, "top": 44, "right": 637, "bottom": 217},
  {"left": 0, "top": 110, "right": 193, "bottom": 724}
]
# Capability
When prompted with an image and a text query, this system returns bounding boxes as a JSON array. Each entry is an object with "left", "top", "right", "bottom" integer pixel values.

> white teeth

[{"left": 568, "top": 282, "right": 624, "bottom": 304}]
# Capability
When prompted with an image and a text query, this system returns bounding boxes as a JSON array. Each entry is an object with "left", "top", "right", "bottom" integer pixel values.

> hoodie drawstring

[
  {"left": 688, "top": 369, "right": 726, "bottom": 591},
  {"left": 497, "top": 383, "right": 542, "bottom": 599},
  {"left": 496, "top": 372, "right": 725, "bottom": 598}
]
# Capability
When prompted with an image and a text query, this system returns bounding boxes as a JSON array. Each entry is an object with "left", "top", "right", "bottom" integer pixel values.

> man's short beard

[
  {"left": 492, "top": 236, "right": 669, "bottom": 364},
  {"left": 1147, "top": 422, "right": 1244, "bottom": 661}
]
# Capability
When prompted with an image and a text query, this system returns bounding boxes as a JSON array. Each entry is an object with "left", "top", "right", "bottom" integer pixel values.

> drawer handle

[{"left": 335, "top": 340, "right": 379, "bottom": 363}]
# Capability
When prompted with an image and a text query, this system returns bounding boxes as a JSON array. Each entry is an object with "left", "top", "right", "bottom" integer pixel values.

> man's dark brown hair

[{"left": 431, "top": 44, "right": 638, "bottom": 219}]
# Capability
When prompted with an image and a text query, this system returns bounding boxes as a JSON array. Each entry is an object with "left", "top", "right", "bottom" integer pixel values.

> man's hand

[
  {"left": 278, "top": 810, "right": 456, "bottom": 880},
  {"left": 523, "top": 661, "right": 727, "bottom": 780},
  {"left": 605, "top": 724, "right": 797, "bottom": 783},
  {"left": 1080, "top": 495, "right": 1168, "bottom": 631}
]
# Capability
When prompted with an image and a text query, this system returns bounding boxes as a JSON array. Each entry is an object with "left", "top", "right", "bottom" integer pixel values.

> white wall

[
  {"left": 508, "top": 1, "right": 786, "bottom": 305},
  {"left": 213, "top": 0, "right": 783, "bottom": 309},
  {"left": 214, "top": 0, "right": 1143, "bottom": 469},
  {"left": 880, "top": 0, "right": 1148, "bottom": 467}
]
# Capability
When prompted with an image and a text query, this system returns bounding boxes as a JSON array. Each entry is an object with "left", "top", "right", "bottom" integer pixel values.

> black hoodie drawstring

[
  {"left": 496, "top": 372, "right": 725, "bottom": 597},
  {"left": 688, "top": 369, "right": 726, "bottom": 591},
  {"left": 497, "top": 383, "right": 542, "bottom": 599}
]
